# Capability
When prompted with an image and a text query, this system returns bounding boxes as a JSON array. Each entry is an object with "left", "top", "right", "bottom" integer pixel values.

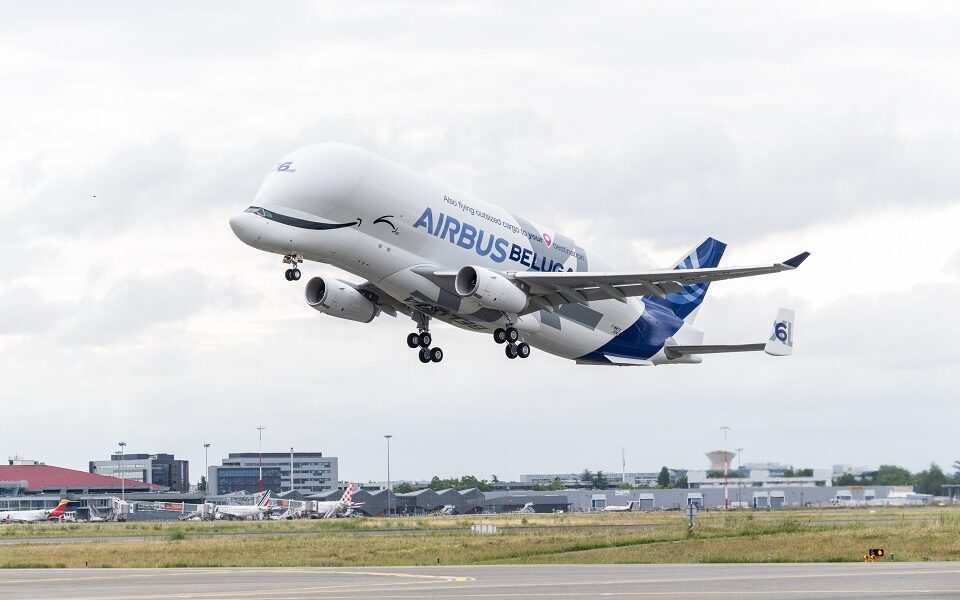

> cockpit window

[
  {"left": 244, "top": 206, "right": 272, "bottom": 218},
  {"left": 241, "top": 206, "right": 357, "bottom": 230}
]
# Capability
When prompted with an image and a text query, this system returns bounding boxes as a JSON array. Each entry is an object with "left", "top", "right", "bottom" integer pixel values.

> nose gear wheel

[{"left": 282, "top": 254, "right": 303, "bottom": 281}]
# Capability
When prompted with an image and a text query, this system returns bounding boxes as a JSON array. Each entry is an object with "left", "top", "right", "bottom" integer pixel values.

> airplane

[
  {"left": 214, "top": 491, "right": 272, "bottom": 520},
  {"left": 229, "top": 143, "right": 808, "bottom": 365},
  {"left": 313, "top": 483, "right": 361, "bottom": 518},
  {"left": 0, "top": 499, "right": 70, "bottom": 523},
  {"left": 602, "top": 501, "right": 639, "bottom": 513},
  {"left": 513, "top": 502, "right": 535, "bottom": 514}
]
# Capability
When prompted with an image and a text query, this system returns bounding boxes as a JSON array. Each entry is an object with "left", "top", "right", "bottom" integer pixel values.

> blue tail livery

[{"left": 645, "top": 237, "right": 727, "bottom": 323}]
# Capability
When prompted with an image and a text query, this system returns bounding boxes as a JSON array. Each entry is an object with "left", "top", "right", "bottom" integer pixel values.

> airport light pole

[
  {"left": 621, "top": 447, "right": 626, "bottom": 486},
  {"left": 720, "top": 426, "right": 731, "bottom": 510},
  {"left": 257, "top": 426, "right": 266, "bottom": 493},
  {"left": 289, "top": 447, "right": 294, "bottom": 493},
  {"left": 384, "top": 434, "right": 393, "bottom": 516},
  {"left": 118, "top": 441, "right": 127, "bottom": 503},
  {"left": 203, "top": 443, "right": 210, "bottom": 495},
  {"left": 736, "top": 447, "right": 743, "bottom": 507}
]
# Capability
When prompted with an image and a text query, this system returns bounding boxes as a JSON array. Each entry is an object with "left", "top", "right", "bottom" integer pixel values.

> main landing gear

[
  {"left": 283, "top": 253, "right": 303, "bottom": 281},
  {"left": 407, "top": 313, "right": 443, "bottom": 363},
  {"left": 493, "top": 326, "right": 530, "bottom": 360}
]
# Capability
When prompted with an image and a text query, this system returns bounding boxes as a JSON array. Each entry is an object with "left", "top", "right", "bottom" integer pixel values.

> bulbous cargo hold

[
  {"left": 454, "top": 265, "right": 528, "bottom": 314},
  {"left": 304, "top": 276, "right": 378, "bottom": 323}
]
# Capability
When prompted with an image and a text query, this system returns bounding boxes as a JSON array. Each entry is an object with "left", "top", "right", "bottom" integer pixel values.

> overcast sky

[{"left": 2, "top": 2, "right": 958, "bottom": 484}]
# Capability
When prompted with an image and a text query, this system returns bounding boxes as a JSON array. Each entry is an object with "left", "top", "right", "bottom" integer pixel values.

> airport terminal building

[
  {"left": 89, "top": 453, "right": 190, "bottom": 492},
  {"left": 208, "top": 452, "right": 338, "bottom": 495}
]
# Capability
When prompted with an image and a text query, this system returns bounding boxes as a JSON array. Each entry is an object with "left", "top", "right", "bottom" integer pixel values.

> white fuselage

[
  {"left": 229, "top": 144, "right": 698, "bottom": 363},
  {"left": 215, "top": 504, "right": 269, "bottom": 519},
  {"left": 0, "top": 509, "right": 55, "bottom": 523},
  {"left": 602, "top": 502, "right": 638, "bottom": 512},
  {"left": 314, "top": 499, "right": 345, "bottom": 518}
]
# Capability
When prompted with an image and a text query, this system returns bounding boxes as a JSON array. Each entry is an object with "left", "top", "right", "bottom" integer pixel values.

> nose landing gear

[{"left": 282, "top": 254, "right": 303, "bottom": 281}]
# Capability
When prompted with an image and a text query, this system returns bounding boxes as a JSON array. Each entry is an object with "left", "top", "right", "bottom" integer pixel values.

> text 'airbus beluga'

[{"left": 229, "top": 144, "right": 808, "bottom": 366}]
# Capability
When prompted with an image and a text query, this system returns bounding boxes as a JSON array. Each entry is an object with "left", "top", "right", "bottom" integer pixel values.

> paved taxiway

[{"left": 1, "top": 563, "right": 958, "bottom": 599}]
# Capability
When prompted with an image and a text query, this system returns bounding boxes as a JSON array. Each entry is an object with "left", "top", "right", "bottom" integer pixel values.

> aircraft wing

[{"left": 512, "top": 252, "right": 809, "bottom": 311}]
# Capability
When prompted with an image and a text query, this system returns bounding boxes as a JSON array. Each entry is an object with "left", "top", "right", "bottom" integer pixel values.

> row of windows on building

[{"left": 86, "top": 452, "right": 338, "bottom": 495}]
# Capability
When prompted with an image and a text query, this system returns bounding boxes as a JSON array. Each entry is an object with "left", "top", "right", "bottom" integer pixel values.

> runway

[{"left": 1, "top": 563, "right": 959, "bottom": 599}]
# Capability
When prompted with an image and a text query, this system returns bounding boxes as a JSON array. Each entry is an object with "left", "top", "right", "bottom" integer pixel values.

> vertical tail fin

[
  {"left": 340, "top": 483, "right": 354, "bottom": 504},
  {"left": 764, "top": 308, "right": 795, "bottom": 356},
  {"left": 47, "top": 499, "right": 70, "bottom": 519},
  {"left": 646, "top": 237, "right": 726, "bottom": 323},
  {"left": 258, "top": 490, "right": 272, "bottom": 507}
]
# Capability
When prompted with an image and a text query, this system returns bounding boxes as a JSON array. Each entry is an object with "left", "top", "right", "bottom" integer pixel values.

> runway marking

[
  {"left": 0, "top": 570, "right": 225, "bottom": 585},
  {"left": 415, "top": 567, "right": 960, "bottom": 589},
  {"left": 0, "top": 569, "right": 473, "bottom": 600},
  {"left": 0, "top": 569, "right": 470, "bottom": 586},
  {"left": 281, "top": 569, "right": 472, "bottom": 582}
]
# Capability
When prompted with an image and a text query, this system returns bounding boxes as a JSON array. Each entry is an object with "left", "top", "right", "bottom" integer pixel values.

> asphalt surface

[{"left": 1, "top": 563, "right": 959, "bottom": 599}]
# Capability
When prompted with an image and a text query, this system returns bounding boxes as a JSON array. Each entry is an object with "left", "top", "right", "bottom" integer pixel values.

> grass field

[{"left": 1, "top": 507, "right": 959, "bottom": 568}]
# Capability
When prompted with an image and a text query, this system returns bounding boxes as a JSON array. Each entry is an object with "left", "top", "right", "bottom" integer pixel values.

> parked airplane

[
  {"left": 215, "top": 491, "right": 272, "bottom": 520},
  {"left": 314, "top": 484, "right": 361, "bottom": 518},
  {"left": 602, "top": 501, "right": 639, "bottom": 513},
  {"left": 513, "top": 502, "right": 535, "bottom": 514},
  {"left": 0, "top": 499, "right": 70, "bottom": 523},
  {"left": 230, "top": 144, "right": 807, "bottom": 365}
]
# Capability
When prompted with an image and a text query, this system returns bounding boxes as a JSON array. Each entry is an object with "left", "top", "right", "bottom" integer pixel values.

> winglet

[{"left": 783, "top": 252, "right": 810, "bottom": 269}]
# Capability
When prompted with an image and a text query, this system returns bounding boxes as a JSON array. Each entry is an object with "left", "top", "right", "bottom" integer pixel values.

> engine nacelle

[
  {"left": 304, "top": 277, "right": 377, "bottom": 323},
  {"left": 454, "top": 265, "right": 528, "bottom": 314}
]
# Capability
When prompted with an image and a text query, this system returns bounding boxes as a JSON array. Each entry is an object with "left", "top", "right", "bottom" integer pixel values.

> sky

[{"left": 1, "top": 2, "right": 959, "bottom": 484}]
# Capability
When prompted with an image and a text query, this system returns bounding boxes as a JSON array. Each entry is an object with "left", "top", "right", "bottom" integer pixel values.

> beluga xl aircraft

[{"left": 230, "top": 144, "right": 808, "bottom": 366}]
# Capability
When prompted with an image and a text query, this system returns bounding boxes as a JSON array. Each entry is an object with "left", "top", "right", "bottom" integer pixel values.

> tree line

[
  {"left": 833, "top": 462, "right": 960, "bottom": 495},
  {"left": 388, "top": 461, "right": 960, "bottom": 495}
]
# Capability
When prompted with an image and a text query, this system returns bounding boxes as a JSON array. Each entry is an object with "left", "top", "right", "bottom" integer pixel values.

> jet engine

[
  {"left": 304, "top": 276, "right": 377, "bottom": 323},
  {"left": 454, "top": 265, "right": 528, "bottom": 313}
]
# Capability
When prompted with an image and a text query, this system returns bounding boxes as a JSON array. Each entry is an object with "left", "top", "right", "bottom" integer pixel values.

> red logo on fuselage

[{"left": 543, "top": 233, "right": 552, "bottom": 247}]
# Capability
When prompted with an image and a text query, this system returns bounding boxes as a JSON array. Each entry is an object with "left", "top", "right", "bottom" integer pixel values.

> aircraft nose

[{"left": 229, "top": 213, "right": 246, "bottom": 239}]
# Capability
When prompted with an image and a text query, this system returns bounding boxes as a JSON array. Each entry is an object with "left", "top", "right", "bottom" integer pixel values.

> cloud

[
  {"left": 950, "top": 250, "right": 960, "bottom": 276},
  {"left": 0, "top": 268, "right": 255, "bottom": 345},
  {"left": 0, "top": 286, "right": 70, "bottom": 335},
  {"left": 410, "top": 113, "right": 960, "bottom": 247},
  {"left": 60, "top": 268, "right": 254, "bottom": 345}
]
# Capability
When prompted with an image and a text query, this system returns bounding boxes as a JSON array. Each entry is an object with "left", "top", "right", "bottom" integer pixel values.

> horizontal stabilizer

[
  {"left": 664, "top": 343, "right": 764, "bottom": 359},
  {"left": 664, "top": 308, "right": 796, "bottom": 359},
  {"left": 575, "top": 355, "right": 653, "bottom": 366}
]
